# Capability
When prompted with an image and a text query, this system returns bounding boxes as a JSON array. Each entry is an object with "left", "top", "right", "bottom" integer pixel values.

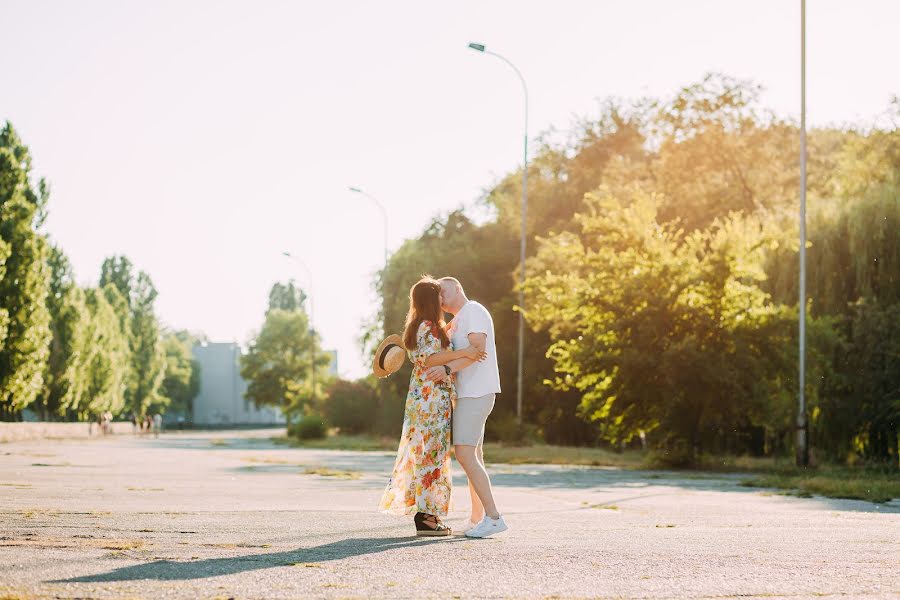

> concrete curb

[{"left": 0, "top": 421, "right": 135, "bottom": 443}]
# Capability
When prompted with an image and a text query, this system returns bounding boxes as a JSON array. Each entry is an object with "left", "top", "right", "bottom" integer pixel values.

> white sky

[{"left": 2, "top": 0, "right": 898, "bottom": 378}]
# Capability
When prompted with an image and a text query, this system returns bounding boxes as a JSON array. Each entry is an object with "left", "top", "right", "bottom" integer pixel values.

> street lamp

[
  {"left": 349, "top": 186, "right": 389, "bottom": 264},
  {"left": 468, "top": 41, "right": 529, "bottom": 425},
  {"left": 281, "top": 251, "right": 318, "bottom": 409},
  {"left": 797, "top": 0, "right": 809, "bottom": 467}
]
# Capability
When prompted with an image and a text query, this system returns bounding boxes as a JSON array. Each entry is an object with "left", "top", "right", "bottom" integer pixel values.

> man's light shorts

[{"left": 452, "top": 393, "right": 496, "bottom": 446}]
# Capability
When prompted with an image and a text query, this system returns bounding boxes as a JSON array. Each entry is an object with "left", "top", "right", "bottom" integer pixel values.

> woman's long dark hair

[{"left": 402, "top": 276, "right": 450, "bottom": 351}]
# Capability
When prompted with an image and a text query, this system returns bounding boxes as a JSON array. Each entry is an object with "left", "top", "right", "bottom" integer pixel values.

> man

[{"left": 424, "top": 277, "right": 507, "bottom": 538}]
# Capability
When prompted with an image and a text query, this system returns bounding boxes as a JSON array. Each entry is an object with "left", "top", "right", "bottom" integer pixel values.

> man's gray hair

[{"left": 438, "top": 276, "right": 463, "bottom": 291}]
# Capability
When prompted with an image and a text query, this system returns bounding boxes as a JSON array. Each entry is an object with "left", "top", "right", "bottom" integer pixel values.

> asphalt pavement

[{"left": 1, "top": 429, "right": 897, "bottom": 599}]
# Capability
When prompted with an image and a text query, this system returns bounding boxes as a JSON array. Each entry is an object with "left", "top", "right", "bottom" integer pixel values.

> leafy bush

[
  {"left": 374, "top": 387, "right": 405, "bottom": 437},
  {"left": 322, "top": 379, "right": 378, "bottom": 435},
  {"left": 486, "top": 410, "right": 540, "bottom": 445},
  {"left": 290, "top": 414, "right": 328, "bottom": 440},
  {"left": 645, "top": 444, "right": 697, "bottom": 469}
]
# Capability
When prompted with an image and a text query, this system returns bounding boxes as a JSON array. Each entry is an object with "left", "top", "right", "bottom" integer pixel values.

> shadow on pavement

[{"left": 52, "top": 536, "right": 466, "bottom": 582}]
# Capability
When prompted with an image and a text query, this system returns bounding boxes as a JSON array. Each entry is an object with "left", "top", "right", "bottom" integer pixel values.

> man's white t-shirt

[{"left": 447, "top": 301, "right": 501, "bottom": 398}]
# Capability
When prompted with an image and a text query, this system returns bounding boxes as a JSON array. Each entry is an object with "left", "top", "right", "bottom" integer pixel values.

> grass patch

[
  {"left": 277, "top": 433, "right": 640, "bottom": 467},
  {"left": 482, "top": 443, "right": 642, "bottom": 468},
  {"left": 739, "top": 470, "right": 900, "bottom": 503},
  {"left": 242, "top": 456, "right": 295, "bottom": 465},
  {"left": 651, "top": 454, "right": 899, "bottom": 504},
  {"left": 690, "top": 455, "right": 805, "bottom": 473},
  {"left": 19, "top": 509, "right": 60, "bottom": 519},
  {"left": 301, "top": 466, "right": 362, "bottom": 480},
  {"left": 100, "top": 539, "right": 146, "bottom": 550}
]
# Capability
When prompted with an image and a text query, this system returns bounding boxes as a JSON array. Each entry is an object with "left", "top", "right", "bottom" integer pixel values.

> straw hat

[{"left": 373, "top": 334, "right": 407, "bottom": 378}]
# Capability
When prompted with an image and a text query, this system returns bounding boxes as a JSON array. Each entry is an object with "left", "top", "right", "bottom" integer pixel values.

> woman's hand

[
  {"left": 424, "top": 366, "right": 448, "bottom": 383},
  {"left": 463, "top": 345, "right": 488, "bottom": 362}
]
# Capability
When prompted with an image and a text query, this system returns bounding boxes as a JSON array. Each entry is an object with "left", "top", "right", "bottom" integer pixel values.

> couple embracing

[{"left": 376, "top": 276, "right": 507, "bottom": 538}]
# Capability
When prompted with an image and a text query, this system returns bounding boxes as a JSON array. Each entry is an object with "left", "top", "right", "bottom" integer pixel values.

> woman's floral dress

[{"left": 379, "top": 320, "right": 455, "bottom": 516}]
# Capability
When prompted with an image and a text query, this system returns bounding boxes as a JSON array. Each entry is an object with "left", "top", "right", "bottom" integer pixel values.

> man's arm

[{"left": 466, "top": 332, "right": 487, "bottom": 352}]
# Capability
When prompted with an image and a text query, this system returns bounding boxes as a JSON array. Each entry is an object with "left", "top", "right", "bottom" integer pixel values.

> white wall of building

[{"left": 192, "top": 342, "right": 286, "bottom": 426}]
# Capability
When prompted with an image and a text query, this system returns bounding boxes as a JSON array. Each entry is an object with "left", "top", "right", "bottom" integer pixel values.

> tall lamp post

[
  {"left": 468, "top": 41, "right": 529, "bottom": 425},
  {"left": 281, "top": 251, "right": 317, "bottom": 409},
  {"left": 349, "top": 186, "right": 389, "bottom": 264},
  {"left": 797, "top": 0, "right": 809, "bottom": 467}
]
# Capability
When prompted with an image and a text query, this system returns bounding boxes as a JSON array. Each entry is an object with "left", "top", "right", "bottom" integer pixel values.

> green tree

[
  {"left": 241, "top": 283, "right": 329, "bottom": 419},
  {"left": 765, "top": 168, "right": 899, "bottom": 464},
  {"left": 652, "top": 74, "right": 798, "bottom": 230},
  {"left": 99, "top": 255, "right": 134, "bottom": 367},
  {"left": 0, "top": 122, "right": 52, "bottom": 419},
  {"left": 268, "top": 280, "right": 307, "bottom": 313},
  {"left": 98, "top": 256, "right": 166, "bottom": 416},
  {"left": 82, "top": 286, "right": 129, "bottom": 418},
  {"left": 523, "top": 186, "right": 797, "bottom": 464},
  {"left": 37, "top": 245, "right": 91, "bottom": 419},
  {"left": 363, "top": 76, "right": 898, "bottom": 463},
  {"left": 841, "top": 301, "right": 900, "bottom": 464},
  {"left": 128, "top": 272, "right": 166, "bottom": 415},
  {"left": 158, "top": 330, "right": 201, "bottom": 417},
  {"left": 99, "top": 256, "right": 134, "bottom": 311},
  {"left": 488, "top": 101, "right": 650, "bottom": 242}
]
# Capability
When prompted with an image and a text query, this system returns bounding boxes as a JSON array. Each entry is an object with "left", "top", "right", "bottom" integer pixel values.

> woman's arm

[
  {"left": 424, "top": 345, "right": 486, "bottom": 368},
  {"left": 424, "top": 333, "right": 486, "bottom": 382}
]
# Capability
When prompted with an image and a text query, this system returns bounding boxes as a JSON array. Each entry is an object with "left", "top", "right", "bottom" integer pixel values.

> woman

[{"left": 379, "top": 276, "right": 487, "bottom": 536}]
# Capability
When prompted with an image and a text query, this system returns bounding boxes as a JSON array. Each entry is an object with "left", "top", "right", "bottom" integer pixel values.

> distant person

[
  {"left": 424, "top": 276, "right": 507, "bottom": 538},
  {"left": 177, "top": 415, "right": 185, "bottom": 431},
  {"left": 131, "top": 412, "right": 138, "bottom": 435},
  {"left": 378, "top": 276, "right": 486, "bottom": 536},
  {"left": 143, "top": 415, "right": 151, "bottom": 434},
  {"left": 152, "top": 413, "right": 162, "bottom": 438}
]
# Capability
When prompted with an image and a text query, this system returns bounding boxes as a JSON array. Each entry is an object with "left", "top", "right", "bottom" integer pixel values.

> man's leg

[
  {"left": 467, "top": 441, "right": 486, "bottom": 522},
  {"left": 456, "top": 444, "right": 499, "bottom": 519}
]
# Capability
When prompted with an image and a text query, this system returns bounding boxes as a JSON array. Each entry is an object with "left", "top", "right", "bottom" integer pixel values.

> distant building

[
  {"left": 323, "top": 350, "right": 338, "bottom": 376},
  {"left": 191, "top": 342, "right": 285, "bottom": 426}
]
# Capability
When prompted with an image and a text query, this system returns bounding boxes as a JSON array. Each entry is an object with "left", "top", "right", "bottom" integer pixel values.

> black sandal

[{"left": 414, "top": 512, "right": 451, "bottom": 537}]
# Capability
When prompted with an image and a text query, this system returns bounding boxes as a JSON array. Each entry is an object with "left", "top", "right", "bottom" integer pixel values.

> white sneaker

[
  {"left": 465, "top": 515, "right": 508, "bottom": 538},
  {"left": 458, "top": 520, "right": 479, "bottom": 534}
]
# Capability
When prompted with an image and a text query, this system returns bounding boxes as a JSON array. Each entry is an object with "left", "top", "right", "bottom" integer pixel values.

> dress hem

[{"left": 379, "top": 505, "right": 449, "bottom": 517}]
